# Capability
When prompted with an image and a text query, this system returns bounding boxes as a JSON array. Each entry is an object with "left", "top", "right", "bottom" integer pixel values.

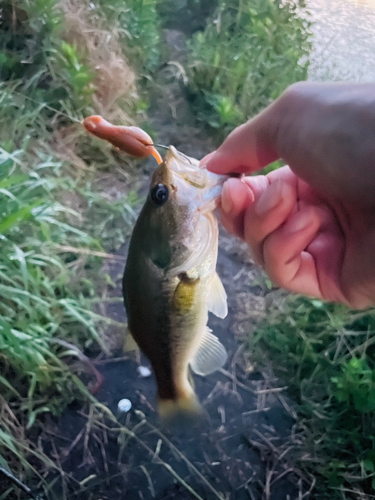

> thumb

[{"left": 201, "top": 101, "right": 282, "bottom": 175}]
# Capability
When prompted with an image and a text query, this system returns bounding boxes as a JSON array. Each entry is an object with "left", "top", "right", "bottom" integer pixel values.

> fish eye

[{"left": 150, "top": 184, "right": 169, "bottom": 205}]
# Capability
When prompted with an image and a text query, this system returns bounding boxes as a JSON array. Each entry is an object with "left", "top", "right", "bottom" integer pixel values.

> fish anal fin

[
  {"left": 207, "top": 272, "right": 228, "bottom": 319},
  {"left": 124, "top": 328, "right": 139, "bottom": 353},
  {"left": 190, "top": 327, "right": 227, "bottom": 376}
]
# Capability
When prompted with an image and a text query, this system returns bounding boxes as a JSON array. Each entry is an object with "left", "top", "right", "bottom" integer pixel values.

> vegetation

[
  {"left": 97, "top": 0, "right": 161, "bottom": 75},
  {"left": 0, "top": 148, "right": 102, "bottom": 491},
  {"left": 251, "top": 293, "right": 375, "bottom": 499},
  {"left": 0, "top": 0, "right": 140, "bottom": 493},
  {"left": 2, "top": 1, "right": 372, "bottom": 499},
  {"left": 185, "top": 0, "right": 310, "bottom": 138}
]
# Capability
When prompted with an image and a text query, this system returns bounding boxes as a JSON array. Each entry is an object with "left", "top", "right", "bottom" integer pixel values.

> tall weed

[
  {"left": 0, "top": 0, "right": 142, "bottom": 489},
  {"left": 0, "top": 0, "right": 94, "bottom": 135},
  {"left": 96, "top": 0, "right": 161, "bottom": 75},
  {"left": 251, "top": 294, "right": 375, "bottom": 499},
  {"left": 0, "top": 144, "right": 106, "bottom": 479},
  {"left": 186, "top": 0, "right": 310, "bottom": 137}
]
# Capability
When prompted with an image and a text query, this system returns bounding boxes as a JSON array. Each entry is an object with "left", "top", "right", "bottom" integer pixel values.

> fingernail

[
  {"left": 287, "top": 212, "right": 312, "bottom": 233},
  {"left": 199, "top": 151, "right": 216, "bottom": 169},
  {"left": 255, "top": 182, "right": 284, "bottom": 216},
  {"left": 221, "top": 182, "right": 233, "bottom": 214}
]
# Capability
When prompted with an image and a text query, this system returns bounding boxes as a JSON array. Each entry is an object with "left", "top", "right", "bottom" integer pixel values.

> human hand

[{"left": 202, "top": 82, "right": 375, "bottom": 309}]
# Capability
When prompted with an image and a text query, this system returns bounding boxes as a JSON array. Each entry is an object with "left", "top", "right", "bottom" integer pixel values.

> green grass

[
  {"left": 96, "top": 0, "right": 161, "bottom": 78},
  {"left": 0, "top": 142, "right": 101, "bottom": 480},
  {"left": 0, "top": 0, "right": 94, "bottom": 135},
  {"left": 250, "top": 293, "right": 375, "bottom": 499},
  {"left": 0, "top": 0, "right": 145, "bottom": 493},
  {"left": 185, "top": 0, "right": 310, "bottom": 139},
  {"left": 3, "top": 1, "right": 368, "bottom": 499}
]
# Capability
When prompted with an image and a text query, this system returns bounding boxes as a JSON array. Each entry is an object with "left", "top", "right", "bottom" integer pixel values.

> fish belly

[{"left": 124, "top": 254, "right": 209, "bottom": 397}]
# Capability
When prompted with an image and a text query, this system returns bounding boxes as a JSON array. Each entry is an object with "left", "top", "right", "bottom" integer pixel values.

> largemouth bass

[
  {"left": 123, "top": 146, "right": 228, "bottom": 423},
  {"left": 83, "top": 116, "right": 228, "bottom": 423}
]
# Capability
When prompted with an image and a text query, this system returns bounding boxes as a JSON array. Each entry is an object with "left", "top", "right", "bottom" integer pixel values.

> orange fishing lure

[{"left": 83, "top": 115, "right": 162, "bottom": 164}]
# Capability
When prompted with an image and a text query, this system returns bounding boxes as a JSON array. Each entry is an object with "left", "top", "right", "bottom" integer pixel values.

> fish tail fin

[{"left": 158, "top": 393, "right": 205, "bottom": 428}]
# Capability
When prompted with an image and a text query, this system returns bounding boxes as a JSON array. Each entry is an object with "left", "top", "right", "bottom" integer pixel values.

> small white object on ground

[
  {"left": 117, "top": 398, "right": 132, "bottom": 412},
  {"left": 137, "top": 366, "right": 152, "bottom": 378}
]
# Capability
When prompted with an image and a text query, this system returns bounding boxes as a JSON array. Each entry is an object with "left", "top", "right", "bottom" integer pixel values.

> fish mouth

[{"left": 165, "top": 146, "right": 228, "bottom": 213}]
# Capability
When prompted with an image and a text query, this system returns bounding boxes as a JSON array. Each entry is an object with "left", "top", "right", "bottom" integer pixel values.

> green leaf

[{"left": 0, "top": 199, "right": 44, "bottom": 234}]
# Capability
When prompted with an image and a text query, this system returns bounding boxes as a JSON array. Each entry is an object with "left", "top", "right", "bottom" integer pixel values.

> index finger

[{"left": 200, "top": 108, "right": 280, "bottom": 175}]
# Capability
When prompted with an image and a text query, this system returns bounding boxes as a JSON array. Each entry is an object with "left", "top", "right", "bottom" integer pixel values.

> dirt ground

[
  {"left": 9, "top": 29, "right": 313, "bottom": 500},
  {"left": 40, "top": 231, "right": 310, "bottom": 499}
]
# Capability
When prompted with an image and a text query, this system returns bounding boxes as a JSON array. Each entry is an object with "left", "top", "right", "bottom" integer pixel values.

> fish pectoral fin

[
  {"left": 190, "top": 327, "right": 227, "bottom": 376},
  {"left": 207, "top": 272, "right": 228, "bottom": 319},
  {"left": 124, "top": 328, "right": 139, "bottom": 353}
]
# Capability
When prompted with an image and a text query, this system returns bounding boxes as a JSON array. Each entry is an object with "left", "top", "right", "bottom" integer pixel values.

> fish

[
  {"left": 123, "top": 146, "right": 229, "bottom": 424},
  {"left": 83, "top": 116, "right": 229, "bottom": 423}
]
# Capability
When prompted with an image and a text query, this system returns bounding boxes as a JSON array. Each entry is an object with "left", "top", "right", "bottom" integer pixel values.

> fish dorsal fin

[
  {"left": 124, "top": 328, "right": 139, "bottom": 353},
  {"left": 190, "top": 327, "right": 227, "bottom": 376},
  {"left": 207, "top": 272, "right": 228, "bottom": 319}
]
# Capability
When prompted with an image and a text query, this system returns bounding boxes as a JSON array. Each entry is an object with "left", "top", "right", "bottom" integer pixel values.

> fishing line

[
  {"left": 174, "top": 150, "right": 193, "bottom": 164},
  {"left": 11, "top": 90, "right": 193, "bottom": 163},
  {"left": 149, "top": 143, "right": 193, "bottom": 164}
]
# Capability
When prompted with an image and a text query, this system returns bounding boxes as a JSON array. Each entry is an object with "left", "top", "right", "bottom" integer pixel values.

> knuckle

[{"left": 281, "top": 81, "right": 307, "bottom": 102}]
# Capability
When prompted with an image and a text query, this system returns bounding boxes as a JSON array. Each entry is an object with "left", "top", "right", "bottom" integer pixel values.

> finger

[
  {"left": 263, "top": 207, "right": 324, "bottom": 298},
  {"left": 240, "top": 166, "right": 296, "bottom": 202},
  {"left": 221, "top": 178, "right": 255, "bottom": 217},
  {"left": 219, "top": 178, "right": 255, "bottom": 238},
  {"left": 306, "top": 215, "right": 346, "bottom": 304},
  {"left": 201, "top": 120, "right": 277, "bottom": 174},
  {"left": 201, "top": 99, "right": 283, "bottom": 175},
  {"left": 200, "top": 151, "right": 216, "bottom": 167},
  {"left": 244, "top": 179, "right": 298, "bottom": 264},
  {"left": 241, "top": 175, "right": 271, "bottom": 199},
  {"left": 220, "top": 210, "right": 240, "bottom": 238}
]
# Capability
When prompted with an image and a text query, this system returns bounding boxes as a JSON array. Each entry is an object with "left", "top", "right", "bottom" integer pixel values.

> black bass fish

[
  {"left": 123, "top": 146, "right": 228, "bottom": 423},
  {"left": 83, "top": 117, "right": 228, "bottom": 423}
]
